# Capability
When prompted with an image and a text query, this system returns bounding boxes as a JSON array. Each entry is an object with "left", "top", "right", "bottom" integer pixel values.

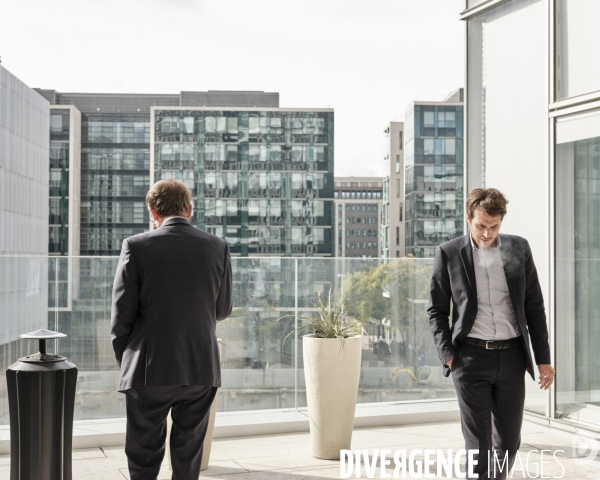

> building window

[
  {"left": 396, "top": 251, "right": 400, "bottom": 258},
  {"left": 438, "top": 111, "right": 456, "bottom": 128},
  {"left": 424, "top": 138, "right": 435, "bottom": 155},
  {"left": 396, "top": 179, "right": 400, "bottom": 198},
  {"left": 396, "top": 154, "right": 401, "bottom": 173},
  {"left": 396, "top": 227, "right": 400, "bottom": 246},
  {"left": 424, "top": 111, "right": 435, "bottom": 128},
  {"left": 399, "top": 203, "right": 403, "bottom": 221},
  {"left": 334, "top": 191, "right": 339, "bottom": 198},
  {"left": 399, "top": 131, "right": 403, "bottom": 150}
]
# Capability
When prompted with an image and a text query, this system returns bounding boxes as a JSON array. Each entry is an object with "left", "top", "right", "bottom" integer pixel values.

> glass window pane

[
  {"left": 556, "top": 0, "right": 600, "bottom": 100},
  {"left": 270, "top": 200, "right": 281, "bottom": 217},
  {"left": 183, "top": 117, "right": 194, "bottom": 134},
  {"left": 467, "top": 0, "right": 545, "bottom": 189},
  {"left": 424, "top": 139, "right": 434, "bottom": 155},
  {"left": 249, "top": 200, "right": 260, "bottom": 216},
  {"left": 424, "top": 112, "right": 435, "bottom": 128},
  {"left": 556, "top": 110, "right": 600, "bottom": 424}
]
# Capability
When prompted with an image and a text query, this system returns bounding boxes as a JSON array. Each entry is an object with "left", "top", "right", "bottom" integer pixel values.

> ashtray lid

[{"left": 19, "top": 329, "right": 67, "bottom": 339}]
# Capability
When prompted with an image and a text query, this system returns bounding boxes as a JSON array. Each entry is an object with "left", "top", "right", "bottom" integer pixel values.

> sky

[{"left": 1, "top": 0, "right": 464, "bottom": 178}]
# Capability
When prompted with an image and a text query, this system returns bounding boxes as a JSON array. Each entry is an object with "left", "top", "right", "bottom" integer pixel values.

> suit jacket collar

[
  {"left": 161, "top": 216, "right": 191, "bottom": 227},
  {"left": 458, "top": 233, "right": 477, "bottom": 300}
]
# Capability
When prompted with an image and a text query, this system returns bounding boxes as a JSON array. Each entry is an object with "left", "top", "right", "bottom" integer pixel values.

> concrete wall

[{"left": 388, "top": 122, "right": 405, "bottom": 258}]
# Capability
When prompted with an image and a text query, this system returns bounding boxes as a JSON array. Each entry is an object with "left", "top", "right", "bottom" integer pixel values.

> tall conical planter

[{"left": 303, "top": 335, "right": 362, "bottom": 460}]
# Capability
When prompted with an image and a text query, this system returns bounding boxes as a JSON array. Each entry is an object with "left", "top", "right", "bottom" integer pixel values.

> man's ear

[{"left": 149, "top": 208, "right": 159, "bottom": 222}]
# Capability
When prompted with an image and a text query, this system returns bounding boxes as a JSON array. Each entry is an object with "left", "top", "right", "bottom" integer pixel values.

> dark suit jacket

[
  {"left": 428, "top": 233, "right": 551, "bottom": 381},
  {"left": 111, "top": 217, "right": 233, "bottom": 392}
]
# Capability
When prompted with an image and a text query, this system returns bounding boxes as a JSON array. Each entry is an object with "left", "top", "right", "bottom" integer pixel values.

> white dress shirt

[{"left": 467, "top": 232, "right": 521, "bottom": 341}]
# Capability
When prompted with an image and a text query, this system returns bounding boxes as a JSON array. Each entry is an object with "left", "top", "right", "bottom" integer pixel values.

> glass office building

[
  {"left": 36, "top": 90, "right": 179, "bottom": 256},
  {"left": 36, "top": 91, "right": 334, "bottom": 257},
  {"left": 463, "top": 0, "right": 600, "bottom": 427},
  {"left": 49, "top": 106, "right": 81, "bottom": 256},
  {"left": 403, "top": 91, "right": 464, "bottom": 258},
  {"left": 152, "top": 108, "right": 335, "bottom": 256},
  {"left": 79, "top": 112, "right": 152, "bottom": 254}
]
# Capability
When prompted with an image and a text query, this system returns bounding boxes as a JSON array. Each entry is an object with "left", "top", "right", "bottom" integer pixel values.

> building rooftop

[{"left": 34, "top": 89, "right": 280, "bottom": 111}]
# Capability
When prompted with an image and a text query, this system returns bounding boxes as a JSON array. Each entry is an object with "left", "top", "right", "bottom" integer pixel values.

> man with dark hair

[
  {"left": 111, "top": 179, "right": 232, "bottom": 479},
  {"left": 428, "top": 188, "right": 554, "bottom": 479}
]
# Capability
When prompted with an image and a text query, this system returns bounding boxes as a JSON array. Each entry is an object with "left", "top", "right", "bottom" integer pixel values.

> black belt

[{"left": 460, "top": 337, "right": 521, "bottom": 350}]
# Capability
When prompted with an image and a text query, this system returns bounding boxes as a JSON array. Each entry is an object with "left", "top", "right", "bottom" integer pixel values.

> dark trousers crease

[
  {"left": 125, "top": 385, "right": 218, "bottom": 480},
  {"left": 452, "top": 343, "right": 527, "bottom": 480}
]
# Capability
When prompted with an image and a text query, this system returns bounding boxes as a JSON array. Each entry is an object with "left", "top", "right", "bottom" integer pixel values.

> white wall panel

[{"left": 0, "top": 65, "right": 49, "bottom": 344}]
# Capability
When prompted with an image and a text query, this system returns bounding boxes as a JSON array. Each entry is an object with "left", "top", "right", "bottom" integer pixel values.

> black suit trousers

[
  {"left": 451, "top": 343, "right": 527, "bottom": 480},
  {"left": 125, "top": 385, "right": 218, "bottom": 480}
]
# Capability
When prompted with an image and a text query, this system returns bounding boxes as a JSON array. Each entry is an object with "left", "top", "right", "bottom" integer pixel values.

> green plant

[{"left": 279, "top": 289, "right": 364, "bottom": 349}]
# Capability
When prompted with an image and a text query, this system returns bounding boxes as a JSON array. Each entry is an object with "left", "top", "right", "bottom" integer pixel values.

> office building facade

[
  {"left": 333, "top": 177, "right": 382, "bottom": 258},
  {"left": 37, "top": 90, "right": 334, "bottom": 257},
  {"left": 462, "top": 0, "right": 600, "bottom": 426},
  {"left": 381, "top": 122, "right": 405, "bottom": 258},
  {"left": 37, "top": 90, "right": 167, "bottom": 255},
  {"left": 151, "top": 106, "right": 335, "bottom": 256},
  {"left": 49, "top": 106, "right": 81, "bottom": 256},
  {"left": 403, "top": 90, "right": 464, "bottom": 258}
]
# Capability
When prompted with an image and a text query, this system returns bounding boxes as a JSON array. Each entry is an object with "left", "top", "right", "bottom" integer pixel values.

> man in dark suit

[
  {"left": 111, "top": 179, "right": 232, "bottom": 480},
  {"left": 428, "top": 188, "right": 555, "bottom": 479}
]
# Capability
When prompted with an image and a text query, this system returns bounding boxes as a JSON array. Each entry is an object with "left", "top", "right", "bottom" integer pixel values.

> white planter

[{"left": 303, "top": 335, "right": 363, "bottom": 460}]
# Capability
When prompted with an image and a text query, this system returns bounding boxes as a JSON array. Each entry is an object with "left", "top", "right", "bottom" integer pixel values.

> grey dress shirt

[{"left": 467, "top": 233, "right": 521, "bottom": 341}]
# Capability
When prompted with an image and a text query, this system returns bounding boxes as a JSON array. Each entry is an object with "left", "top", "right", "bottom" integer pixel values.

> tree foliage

[{"left": 342, "top": 259, "right": 432, "bottom": 332}]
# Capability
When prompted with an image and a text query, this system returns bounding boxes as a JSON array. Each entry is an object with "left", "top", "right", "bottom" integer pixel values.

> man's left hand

[{"left": 538, "top": 364, "right": 555, "bottom": 390}]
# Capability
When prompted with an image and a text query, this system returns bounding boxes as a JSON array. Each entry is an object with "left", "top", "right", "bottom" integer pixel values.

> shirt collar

[{"left": 470, "top": 231, "right": 501, "bottom": 251}]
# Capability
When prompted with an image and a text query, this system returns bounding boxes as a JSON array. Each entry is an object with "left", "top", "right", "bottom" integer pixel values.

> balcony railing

[{"left": 0, "top": 255, "right": 546, "bottom": 427}]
